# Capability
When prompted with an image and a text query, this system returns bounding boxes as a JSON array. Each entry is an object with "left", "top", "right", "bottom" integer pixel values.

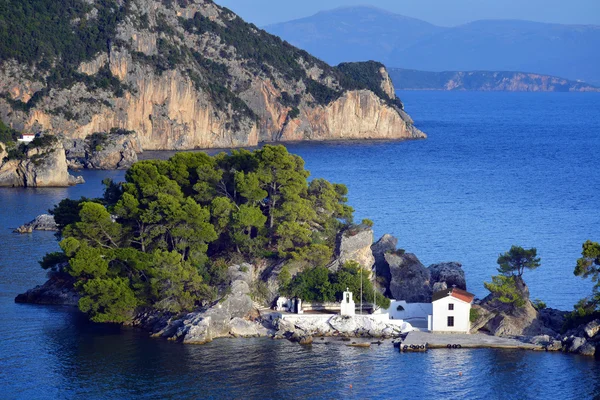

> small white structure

[
  {"left": 340, "top": 288, "right": 355, "bottom": 316},
  {"left": 17, "top": 134, "right": 35, "bottom": 143},
  {"left": 429, "top": 287, "right": 475, "bottom": 334},
  {"left": 386, "top": 300, "right": 432, "bottom": 321}
]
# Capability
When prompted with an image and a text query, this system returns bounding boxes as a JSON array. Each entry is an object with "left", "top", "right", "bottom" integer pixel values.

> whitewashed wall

[
  {"left": 385, "top": 301, "right": 432, "bottom": 321},
  {"left": 432, "top": 297, "right": 471, "bottom": 333}
]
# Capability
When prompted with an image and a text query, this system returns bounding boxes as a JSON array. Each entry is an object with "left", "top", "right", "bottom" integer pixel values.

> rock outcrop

[
  {"left": 0, "top": 0, "right": 425, "bottom": 155},
  {"left": 65, "top": 132, "right": 142, "bottom": 170},
  {"left": 371, "top": 234, "right": 467, "bottom": 300},
  {"left": 15, "top": 275, "right": 79, "bottom": 306},
  {"left": 472, "top": 277, "right": 561, "bottom": 338},
  {"left": 149, "top": 280, "right": 266, "bottom": 344},
  {"left": 428, "top": 262, "right": 467, "bottom": 292},
  {"left": 0, "top": 140, "right": 84, "bottom": 187},
  {"left": 331, "top": 226, "right": 375, "bottom": 271},
  {"left": 14, "top": 214, "right": 58, "bottom": 233},
  {"left": 386, "top": 252, "right": 432, "bottom": 303}
]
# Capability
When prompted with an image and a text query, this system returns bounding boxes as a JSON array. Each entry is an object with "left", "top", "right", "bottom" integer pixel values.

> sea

[{"left": 1, "top": 91, "right": 599, "bottom": 399}]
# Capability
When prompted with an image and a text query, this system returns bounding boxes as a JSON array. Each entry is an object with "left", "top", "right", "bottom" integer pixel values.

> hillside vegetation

[
  {"left": 0, "top": 0, "right": 416, "bottom": 145},
  {"left": 40, "top": 146, "right": 389, "bottom": 322}
]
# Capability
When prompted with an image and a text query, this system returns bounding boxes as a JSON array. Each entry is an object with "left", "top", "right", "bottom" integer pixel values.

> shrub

[
  {"left": 532, "top": 299, "right": 547, "bottom": 310},
  {"left": 470, "top": 308, "right": 480, "bottom": 322}
]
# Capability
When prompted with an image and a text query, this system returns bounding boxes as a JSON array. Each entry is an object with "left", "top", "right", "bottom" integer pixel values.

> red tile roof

[{"left": 432, "top": 287, "right": 475, "bottom": 303}]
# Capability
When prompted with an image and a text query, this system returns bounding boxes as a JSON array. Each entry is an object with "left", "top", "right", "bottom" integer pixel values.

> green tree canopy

[
  {"left": 497, "top": 245, "right": 541, "bottom": 277},
  {"left": 483, "top": 275, "right": 526, "bottom": 308},
  {"left": 42, "top": 145, "right": 357, "bottom": 323}
]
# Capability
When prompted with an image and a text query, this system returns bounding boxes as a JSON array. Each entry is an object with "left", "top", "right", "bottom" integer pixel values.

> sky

[{"left": 216, "top": 0, "right": 600, "bottom": 27}]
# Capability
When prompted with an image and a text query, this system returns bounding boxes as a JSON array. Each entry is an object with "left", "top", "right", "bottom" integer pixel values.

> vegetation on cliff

[
  {"left": 0, "top": 0, "right": 414, "bottom": 137},
  {"left": 484, "top": 246, "right": 541, "bottom": 308},
  {"left": 282, "top": 261, "right": 390, "bottom": 308},
  {"left": 566, "top": 240, "right": 600, "bottom": 328},
  {"left": 41, "top": 146, "right": 359, "bottom": 322}
]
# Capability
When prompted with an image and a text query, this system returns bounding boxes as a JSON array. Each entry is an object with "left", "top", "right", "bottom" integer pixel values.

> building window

[
  {"left": 396, "top": 305, "right": 405, "bottom": 311},
  {"left": 447, "top": 316, "right": 454, "bottom": 327},
  {"left": 448, "top": 303, "right": 454, "bottom": 311}
]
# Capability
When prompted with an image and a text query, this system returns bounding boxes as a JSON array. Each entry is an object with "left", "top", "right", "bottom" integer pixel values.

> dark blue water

[{"left": 1, "top": 92, "right": 599, "bottom": 399}]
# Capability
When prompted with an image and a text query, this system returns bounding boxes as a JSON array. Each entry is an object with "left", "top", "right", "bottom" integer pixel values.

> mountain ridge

[
  {"left": 266, "top": 6, "right": 600, "bottom": 85},
  {"left": 0, "top": 0, "right": 424, "bottom": 154}
]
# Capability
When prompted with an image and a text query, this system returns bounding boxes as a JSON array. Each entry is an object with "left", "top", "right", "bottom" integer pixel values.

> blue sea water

[{"left": 1, "top": 91, "right": 599, "bottom": 399}]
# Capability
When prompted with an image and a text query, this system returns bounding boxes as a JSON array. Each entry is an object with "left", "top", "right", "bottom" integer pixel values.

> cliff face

[
  {"left": 0, "top": 0, "right": 424, "bottom": 152},
  {"left": 0, "top": 140, "right": 83, "bottom": 187}
]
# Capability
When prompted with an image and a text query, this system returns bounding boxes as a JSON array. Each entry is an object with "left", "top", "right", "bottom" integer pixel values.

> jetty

[{"left": 400, "top": 331, "right": 543, "bottom": 352}]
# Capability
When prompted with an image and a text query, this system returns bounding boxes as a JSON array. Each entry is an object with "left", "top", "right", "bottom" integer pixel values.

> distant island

[
  {"left": 388, "top": 69, "right": 600, "bottom": 92},
  {"left": 266, "top": 6, "right": 600, "bottom": 86}
]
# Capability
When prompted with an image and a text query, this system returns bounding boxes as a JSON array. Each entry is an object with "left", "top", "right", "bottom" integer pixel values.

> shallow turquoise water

[{"left": 1, "top": 92, "right": 599, "bottom": 399}]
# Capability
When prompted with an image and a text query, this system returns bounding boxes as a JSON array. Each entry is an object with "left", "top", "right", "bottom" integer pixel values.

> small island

[{"left": 16, "top": 146, "right": 600, "bottom": 356}]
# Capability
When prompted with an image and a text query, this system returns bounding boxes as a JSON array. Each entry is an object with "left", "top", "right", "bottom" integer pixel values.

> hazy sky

[{"left": 217, "top": 0, "right": 600, "bottom": 27}]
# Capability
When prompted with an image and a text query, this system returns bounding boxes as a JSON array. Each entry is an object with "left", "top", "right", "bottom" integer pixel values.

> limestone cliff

[
  {"left": 0, "top": 139, "right": 84, "bottom": 187},
  {"left": 0, "top": 0, "right": 424, "bottom": 152}
]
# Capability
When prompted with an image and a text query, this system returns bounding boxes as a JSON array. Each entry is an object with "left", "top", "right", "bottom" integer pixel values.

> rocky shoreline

[{"left": 13, "top": 228, "right": 600, "bottom": 357}]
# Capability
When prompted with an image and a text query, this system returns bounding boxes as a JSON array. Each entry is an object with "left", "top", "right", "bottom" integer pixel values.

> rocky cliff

[
  {"left": 0, "top": 0, "right": 424, "bottom": 153},
  {"left": 0, "top": 139, "right": 84, "bottom": 187}
]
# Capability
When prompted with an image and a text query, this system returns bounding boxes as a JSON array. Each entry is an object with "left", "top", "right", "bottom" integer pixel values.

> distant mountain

[
  {"left": 389, "top": 69, "right": 600, "bottom": 92},
  {"left": 265, "top": 6, "right": 442, "bottom": 67},
  {"left": 266, "top": 7, "right": 600, "bottom": 86}
]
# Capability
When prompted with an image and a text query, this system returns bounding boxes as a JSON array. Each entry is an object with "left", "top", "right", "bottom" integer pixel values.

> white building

[
  {"left": 17, "top": 134, "right": 36, "bottom": 143},
  {"left": 340, "top": 288, "right": 355, "bottom": 316},
  {"left": 386, "top": 300, "right": 432, "bottom": 321},
  {"left": 429, "top": 287, "right": 475, "bottom": 334}
]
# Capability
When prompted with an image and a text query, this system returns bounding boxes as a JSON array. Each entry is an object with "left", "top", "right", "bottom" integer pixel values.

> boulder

[
  {"left": 0, "top": 142, "right": 7, "bottom": 161},
  {"left": 228, "top": 263, "right": 254, "bottom": 285},
  {"left": 568, "top": 336, "right": 586, "bottom": 353},
  {"left": 371, "top": 234, "right": 398, "bottom": 292},
  {"left": 579, "top": 342, "right": 597, "bottom": 357},
  {"left": 166, "top": 280, "right": 255, "bottom": 344},
  {"left": 530, "top": 335, "right": 551, "bottom": 345},
  {"left": 386, "top": 252, "right": 432, "bottom": 302},
  {"left": 333, "top": 226, "right": 375, "bottom": 271},
  {"left": 229, "top": 317, "right": 263, "bottom": 337},
  {"left": 546, "top": 340, "right": 563, "bottom": 351},
  {"left": 299, "top": 335, "right": 313, "bottom": 345},
  {"left": 482, "top": 300, "right": 556, "bottom": 337},
  {"left": 584, "top": 319, "right": 600, "bottom": 339},
  {"left": 538, "top": 308, "right": 568, "bottom": 333},
  {"left": 428, "top": 262, "right": 467, "bottom": 291},
  {"left": 14, "top": 214, "right": 58, "bottom": 233}
]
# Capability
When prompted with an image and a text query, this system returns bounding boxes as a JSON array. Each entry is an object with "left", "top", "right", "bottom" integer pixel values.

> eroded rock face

[
  {"left": 0, "top": 141, "right": 84, "bottom": 187},
  {"left": 153, "top": 280, "right": 258, "bottom": 345},
  {"left": 65, "top": 132, "right": 141, "bottom": 170},
  {"left": 429, "top": 262, "right": 467, "bottom": 292},
  {"left": 332, "top": 227, "right": 375, "bottom": 271},
  {"left": 584, "top": 319, "right": 600, "bottom": 339},
  {"left": 386, "top": 252, "right": 432, "bottom": 303},
  {"left": 0, "top": 0, "right": 425, "bottom": 154},
  {"left": 371, "top": 234, "right": 398, "bottom": 286}
]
